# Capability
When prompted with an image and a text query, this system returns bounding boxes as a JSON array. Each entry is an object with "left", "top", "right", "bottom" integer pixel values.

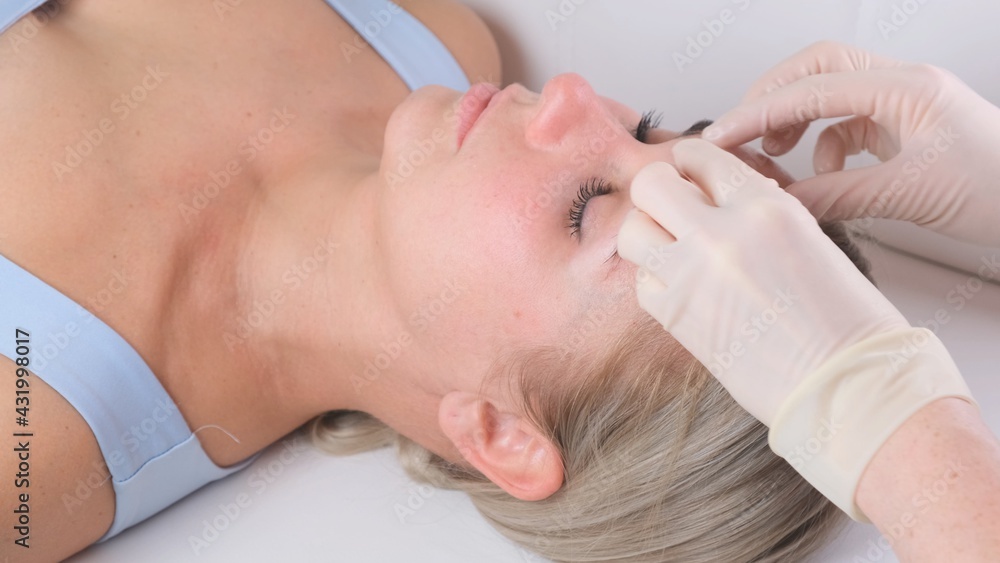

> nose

[{"left": 526, "top": 73, "right": 606, "bottom": 148}]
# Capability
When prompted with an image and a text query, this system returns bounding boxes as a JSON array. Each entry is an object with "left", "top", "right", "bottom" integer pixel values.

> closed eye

[
  {"left": 633, "top": 110, "right": 663, "bottom": 143},
  {"left": 567, "top": 111, "right": 669, "bottom": 241},
  {"left": 567, "top": 178, "right": 613, "bottom": 239}
]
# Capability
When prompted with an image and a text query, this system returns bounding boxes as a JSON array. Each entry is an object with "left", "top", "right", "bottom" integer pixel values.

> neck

[
  {"left": 166, "top": 132, "right": 453, "bottom": 466},
  {"left": 230, "top": 143, "right": 440, "bottom": 426}
]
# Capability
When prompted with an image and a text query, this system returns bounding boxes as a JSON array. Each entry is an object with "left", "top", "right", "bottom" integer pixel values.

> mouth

[{"left": 456, "top": 82, "right": 501, "bottom": 149}]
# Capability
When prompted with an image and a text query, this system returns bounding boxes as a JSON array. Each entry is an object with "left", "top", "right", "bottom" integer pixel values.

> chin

[{"left": 381, "top": 86, "right": 461, "bottom": 170}]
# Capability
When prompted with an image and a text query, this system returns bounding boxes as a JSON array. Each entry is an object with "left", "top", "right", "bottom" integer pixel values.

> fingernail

[{"left": 702, "top": 126, "right": 723, "bottom": 141}]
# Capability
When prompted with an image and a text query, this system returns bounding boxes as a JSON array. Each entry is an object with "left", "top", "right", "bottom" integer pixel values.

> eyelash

[
  {"left": 567, "top": 177, "right": 613, "bottom": 239},
  {"left": 634, "top": 110, "right": 663, "bottom": 143},
  {"left": 567, "top": 110, "right": 661, "bottom": 239}
]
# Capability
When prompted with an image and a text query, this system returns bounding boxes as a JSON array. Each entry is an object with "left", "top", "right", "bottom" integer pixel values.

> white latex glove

[
  {"left": 618, "top": 138, "right": 976, "bottom": 521},
  {"left": 617, "top": 138, "right": 908, "bottom": 426},
  {"left": 702, "top": 41, "right": 1000, "bottom": 248}
]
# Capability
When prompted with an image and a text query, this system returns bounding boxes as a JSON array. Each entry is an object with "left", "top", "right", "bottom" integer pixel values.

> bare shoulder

[
  {"left": 0, "top": 354, "right": 114, "bottom": 560},
  {"left": 397, "top": 0, "right": 503, "bottom": 85}
]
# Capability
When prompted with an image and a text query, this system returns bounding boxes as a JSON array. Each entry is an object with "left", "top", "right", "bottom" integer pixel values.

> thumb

[
  {"left": 785, "top": 164, "right": 899, "bottom": 224},
  {"left": 813, "top": 116, "right": 898, "bottom": 175}
]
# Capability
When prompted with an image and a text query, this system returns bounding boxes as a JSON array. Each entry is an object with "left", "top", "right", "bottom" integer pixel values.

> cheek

[
  {"left": 385, "top": 148, "right": 591, "bottom": 348},
  {"left": 445, "top": 150, "right": 572, "bottom": 249},
  {"left": 410, "top": 250, "right": 566, "bottom": 365},
  {"left": 420, "top": 206, "right": 570, "bottom": 349}
]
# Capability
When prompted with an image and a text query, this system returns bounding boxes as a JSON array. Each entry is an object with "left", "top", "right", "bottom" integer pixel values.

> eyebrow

[
  {"left": 597, "top": 119, "right": 711, "bottom": 260},
  {"left": 600, "top": 119, "right": 714, "bottom": 275},
  {"left": 678, "top": 119, "right": 714, "bottom": 137}
]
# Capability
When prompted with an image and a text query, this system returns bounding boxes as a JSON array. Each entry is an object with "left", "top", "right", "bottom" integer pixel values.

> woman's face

[{"left": 374, "top": 74, "right": 786, "bottom": 389}]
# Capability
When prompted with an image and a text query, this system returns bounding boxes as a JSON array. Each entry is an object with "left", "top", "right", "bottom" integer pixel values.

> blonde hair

[{"left": 310, "top": 223, "right": 870, "bottom": 562}]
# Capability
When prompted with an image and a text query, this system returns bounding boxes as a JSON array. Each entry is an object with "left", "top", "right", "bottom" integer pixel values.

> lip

[{"left": 456, "top": 82, "right": 501, "bottom": 149}]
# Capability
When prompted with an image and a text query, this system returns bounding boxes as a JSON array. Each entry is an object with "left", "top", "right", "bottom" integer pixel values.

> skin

[
  {"left": 0, "top": 0, "right": 792, "bottom": 558},
  {"left": 856, "top": 398, "right": 1000, "bottom": 562},
  {"left": 0, "top": 0, "right": 502, "bottom": 557}
]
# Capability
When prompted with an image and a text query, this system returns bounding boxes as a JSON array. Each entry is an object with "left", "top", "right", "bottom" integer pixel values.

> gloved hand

[
  {"left": 618, "top": 138, "right": 908, "bottom": 425},
  {"left": 618, "top": 138, "right": 977, "bottom": 521},
  {"left": 701, "top": 41, "right": 1000, "bottom": 248}
]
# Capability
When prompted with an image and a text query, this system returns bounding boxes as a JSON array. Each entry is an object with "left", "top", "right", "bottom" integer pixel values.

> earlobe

[{"left": 438, "top": 391, "right": 564, "bottom": 501}]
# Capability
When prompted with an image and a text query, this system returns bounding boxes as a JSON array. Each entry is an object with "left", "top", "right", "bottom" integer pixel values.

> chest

[
  {"left": 0, "top": 0, "right": 408, "bottom": 306},
  {"left": 0, "top": 0, "right": 413, "bottom": 433}
]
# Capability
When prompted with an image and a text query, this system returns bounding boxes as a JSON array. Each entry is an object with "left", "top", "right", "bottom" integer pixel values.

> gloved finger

[
  {"left": 761, "top": 123, "right": 809, "bottom": 156},
  {"left": 634, "top": 267, "right": 676, "bottom": 330},
  {"left": 672, "top": 139, "right": 780, "bottom": 206},
  {"left": 814, "top": 116, "right": 899, "bottom": 174},
  {"left": 726, "top": 145, "right": 797, "bottom": 189},
  {"left": 630, "top": 161, "right": 711, "bottom": 239},
  {"left": 738, "top": 41, "right": 904, "bottom": 104},
  {"left": 813, "top": 120, "right": 851, "bottom": 175},
  {"left": 785, "top": 163, "right": 898, "bottom": 223},
  {"left": 617, "top": 208, "right": 677, "bottom": 273},
  {"left": 703, "top": 68, "right": 918, "bottom": 148}
]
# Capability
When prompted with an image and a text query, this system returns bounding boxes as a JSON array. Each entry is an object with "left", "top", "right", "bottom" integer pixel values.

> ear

[{"left": 438, "top": 391, "right": 564, "bottom": 501}]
